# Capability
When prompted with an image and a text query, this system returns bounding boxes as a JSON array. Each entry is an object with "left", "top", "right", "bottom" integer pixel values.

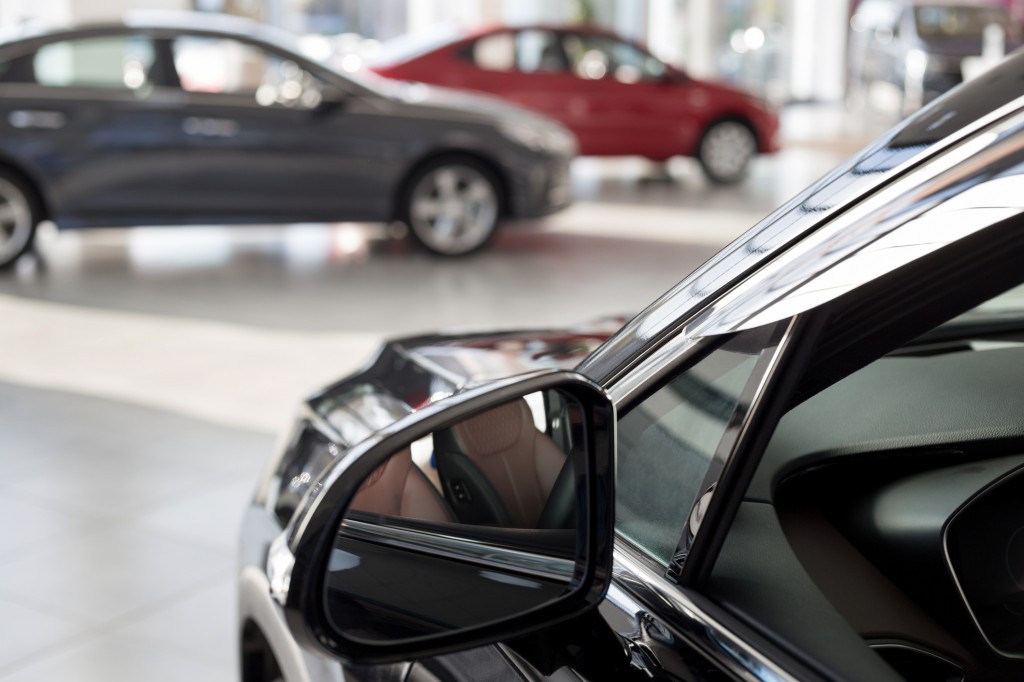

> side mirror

[{"left": 273, "top": 370, "right": 615, "bottom": 664}]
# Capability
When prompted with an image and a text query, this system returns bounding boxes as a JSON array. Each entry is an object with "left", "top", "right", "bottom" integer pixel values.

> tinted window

[
  {"left": 173, "top": 36, "right": 322, "bottom": 108},
  {"left": 561, "top": 33, "right": 665, "bottom": 82},
  {"left": 33, "top": 35, "right": 155, "bottom": 89},
  {"left": 516, "top": 30, "right": 566, "bottom": 73},
  {"left": 472, "top": 32, "right": 515, "bottom": 71},
  {"left": 616, "top": 340, "right": 765, "bottom": 563}
]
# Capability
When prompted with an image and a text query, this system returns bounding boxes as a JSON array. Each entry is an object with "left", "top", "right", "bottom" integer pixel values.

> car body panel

[{"left": 370, "top": 24, "right": 779, "bottom": 161}]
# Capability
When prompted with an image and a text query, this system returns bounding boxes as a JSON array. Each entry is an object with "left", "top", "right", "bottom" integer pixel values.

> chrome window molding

[
  {"left": 584, "top": 87, "right": 1024, "bottom": 386},
  {"left": 690, "top": 109, "right": 1024, "bottom": 336},
  {"left": 338, "top": 518, "right": 575, "bottom": 583},
  {"left": 612, "top": 543, "right": 802, "bottom": 682},
  {"left": 606, "top": 332, "right": 704, "bottom": 407}
]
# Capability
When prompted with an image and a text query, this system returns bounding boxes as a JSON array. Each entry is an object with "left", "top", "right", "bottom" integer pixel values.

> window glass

[
  {"left": 34, "top": 35, "right": 155, "bottom": 90},
  {"left": 561, "top": 33, "right": 665, "bottom": 83},
  {"left": 173, "top": 36, "right": 322, "bottom": 108},
  {"left": 516, "top": 30, "right": 566, "bottom": 73},
  {"left": 472, "top": 32, "right": 515, "bottom": 71},
  {"left": 616, "top": 341, "right": 764, "bottom": 563}
]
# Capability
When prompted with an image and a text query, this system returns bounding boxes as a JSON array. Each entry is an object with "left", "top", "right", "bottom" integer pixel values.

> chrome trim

[
  {"left": 868, "top": 642, "right": 965, "bottom": 682},
  {"left": 691, "top": 111, "right": 1024, "bottom": 336},
  {"left": 607, "top": 331, "right": 702, "bottom": 406},
  {"left": 941, "top": 465, "right": 1024, "bottom": 659},
  {"left": 586, "top": 88, "right": 1024, "bottom": 385},
  {"left": 339, "top": 518, "right": 575, "bottom": 582},
  {"left": 613, "top": 545, "right": 798, "bottom": 682}
]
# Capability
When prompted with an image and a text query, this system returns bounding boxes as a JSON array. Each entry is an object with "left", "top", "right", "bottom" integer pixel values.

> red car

[{"left": 370, "top": 24, "right": 780, "bottom": 184}]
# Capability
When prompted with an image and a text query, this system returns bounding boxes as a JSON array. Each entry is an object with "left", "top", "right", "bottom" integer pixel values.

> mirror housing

[{"left": 275, "top": 370, "right": 615, "bottom": 664}]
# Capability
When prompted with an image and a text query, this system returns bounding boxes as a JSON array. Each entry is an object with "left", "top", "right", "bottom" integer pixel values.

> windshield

[{"left": 914, "top": 5, "right": 1011, "bottom": 40}]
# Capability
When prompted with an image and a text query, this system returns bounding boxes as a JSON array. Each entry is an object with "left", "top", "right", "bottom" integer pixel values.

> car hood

[{"left": 307, "top": 319, "right": 625, "bottom": 447}]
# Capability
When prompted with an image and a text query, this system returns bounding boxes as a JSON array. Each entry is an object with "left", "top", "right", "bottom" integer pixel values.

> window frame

[{"left": 610, "top": 319, "right": 795, "bottom": 578}]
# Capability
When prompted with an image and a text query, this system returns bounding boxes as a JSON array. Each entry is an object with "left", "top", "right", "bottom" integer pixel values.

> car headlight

[{"left": 500, "top": 121, "right": 577, "bottom": 156}]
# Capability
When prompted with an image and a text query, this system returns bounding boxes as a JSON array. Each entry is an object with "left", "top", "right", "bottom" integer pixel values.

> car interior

[
  {"left": 708, "top": 273, "right": 1024, "bottom": 679},
  {"left": 347, "top": 393, "right": 577, "bottom": 532}
]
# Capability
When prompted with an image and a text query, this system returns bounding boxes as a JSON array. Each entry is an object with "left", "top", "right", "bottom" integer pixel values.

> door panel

[
  {"left": 0, "top": 33, "right": 189, "bottom": 225},
  {"left": 167, "top": 34, "right": 388, "bottom": 222}
]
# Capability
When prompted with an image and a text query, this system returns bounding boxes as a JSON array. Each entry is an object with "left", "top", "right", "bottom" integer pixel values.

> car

[
  {"left": 848, "top": 0, "right": 1021, "bottom": 114},
  {"left": 0, "top": 13, "right": 575, "bottom": 264},
  {"left": 240, "top": 49, "right": 1024, "bottom": 682},
  {"left": 369, "top": 24, "right": 780, "bottom": 185}
]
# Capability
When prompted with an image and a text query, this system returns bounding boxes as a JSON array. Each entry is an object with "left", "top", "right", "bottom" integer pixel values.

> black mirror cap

[{"left": 280, "top": 369, "right": 616, "bottom": 665}]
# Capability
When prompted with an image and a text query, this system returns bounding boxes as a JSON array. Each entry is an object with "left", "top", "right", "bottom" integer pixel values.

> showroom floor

[{"left": 0, "top": 108, "right": 878, "bottom": 681}]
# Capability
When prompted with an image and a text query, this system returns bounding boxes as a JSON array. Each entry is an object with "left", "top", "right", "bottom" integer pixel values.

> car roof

[
  {"left": 579, "top": 50, "right": 1024, "bottom": 384},
  {"left": 0, "top": 10, "right": 299, "bottom": 53}
]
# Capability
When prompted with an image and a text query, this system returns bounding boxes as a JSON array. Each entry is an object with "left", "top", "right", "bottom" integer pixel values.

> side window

[
  {"left": 172, "top": 36, "right": 322, "bottom": 108},
  {"left": 615, "top": 334, "right": 769, "bottom": 564},
  {"left": 516, "top": 30, "right": 566, "bottom": 73},
  {"left": 471, "top": 32, "right": 515, "bottom": 71},
  {"left": 33, "top": 35, "right": 155, "bottom": 90},
  {"left": 562, "top": 33, "right": 665, "bottom": 83}
]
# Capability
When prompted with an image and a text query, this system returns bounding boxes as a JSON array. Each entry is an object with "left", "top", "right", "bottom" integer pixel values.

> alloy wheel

[
  {"left": 0, "top": 177, "right": 35, "bottom": 266},
  {"left": 699, "top": 121, "right": 757, "bottom": 185},
  {"left": 407, "top": 163, "right": 499, "bottom": 256}
]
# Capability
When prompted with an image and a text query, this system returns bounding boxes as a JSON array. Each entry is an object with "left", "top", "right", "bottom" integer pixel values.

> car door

[
  {"left": 557, "top": 31, "right": 702, "bottom": 160},
  {"left": 0, "top": 30, "right": 190, "bottom": 225},
  {"left": 396, "top": 324, "right": 811, "bottom": 682},
  {"left": 448, "top": 30, "right": 590, "bottom": 145},
  {"left": 164, "top": 33, "right": 381, "bottom": 222}
]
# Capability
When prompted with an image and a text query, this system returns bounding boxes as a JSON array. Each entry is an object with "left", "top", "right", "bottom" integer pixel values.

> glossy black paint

[
  {"left": 282, "top": 370, "right": 615, "bottom": 665},
  {"left": 0, "top": 21, "right": 570, "bottom": 230}
]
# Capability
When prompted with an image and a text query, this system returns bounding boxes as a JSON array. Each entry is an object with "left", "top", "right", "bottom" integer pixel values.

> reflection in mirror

[{"left": 324, "top": 389, "right": 585, "bottom": 645}]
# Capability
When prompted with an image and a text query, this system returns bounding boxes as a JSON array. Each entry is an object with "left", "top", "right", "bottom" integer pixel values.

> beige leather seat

[
  {"left": 348, "top": 447, "right": 454, "bottom": 523},
  {"left": 443, "top": 399, "right": 566, "bottom": 528}
]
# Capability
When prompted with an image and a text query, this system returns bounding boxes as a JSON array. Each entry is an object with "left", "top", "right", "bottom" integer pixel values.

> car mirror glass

[{"left": 323, "top": 389, "right": 584, "bottom": 645}]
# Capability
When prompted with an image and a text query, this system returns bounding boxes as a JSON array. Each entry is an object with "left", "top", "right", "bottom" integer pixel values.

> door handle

[
  {"left": 8, "top": 110, "right": 67, "bottom": 129},
  {"left": 182, "top": 117, "right": 240, "bottom": 137}
]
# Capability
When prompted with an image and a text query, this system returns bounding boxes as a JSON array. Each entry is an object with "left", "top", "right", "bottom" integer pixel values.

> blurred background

[{"left": 0, "top": 0, "right": 1019, "bottom": 680}]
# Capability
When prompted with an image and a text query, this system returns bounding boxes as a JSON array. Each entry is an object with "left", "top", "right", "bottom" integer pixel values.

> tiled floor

[{"left": 0, "top": 128, "right": 869, "bottom": 680}]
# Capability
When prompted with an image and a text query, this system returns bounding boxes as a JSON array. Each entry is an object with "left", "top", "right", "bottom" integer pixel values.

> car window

[
  {"left": 615, "top": 335, "right": 768, "bottom": 564},
  {"left": 471, "top": 32, "right": 515, "bottom": 71},
  {"left": 172, "top": 35, "right": 323, "bottom": 108},
  {"left": 516, "top": 30, "right": 567, "bottom": 73},
  {"left": 561, "top": 33, "right": 665, "bottom": 83},
  {"left": 33, "top": 35, "right": 155, "bottom": 90}
]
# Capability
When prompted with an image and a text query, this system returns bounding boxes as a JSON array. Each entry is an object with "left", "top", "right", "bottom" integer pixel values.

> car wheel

[
  {"left": 403, "top": 158, "right": 500, "bottom": 256},
  {"left": 697, "top": 120, "right": 757, "bottom": 185},
  {"left": 0, "top": 172, "right": 39, "bottom": 269}
]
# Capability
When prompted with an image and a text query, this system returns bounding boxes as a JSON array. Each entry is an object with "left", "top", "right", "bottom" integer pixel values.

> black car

[
  {"left": 0, "top": 13, "right": 575, "bottom": 263},
  {"left": 240, "top": 37, "right": 1024, "bottom": 682}
]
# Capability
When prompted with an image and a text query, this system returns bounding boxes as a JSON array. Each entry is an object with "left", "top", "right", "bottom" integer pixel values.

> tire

[
  {"left": 401, "top": 157, "right": 501, "bottom": 256},
  {"left": 697, "top": 120, "right": 758, "bottom": 185},
  {"left": 0, "top": 170, "right": 39, "bottom": 269}
]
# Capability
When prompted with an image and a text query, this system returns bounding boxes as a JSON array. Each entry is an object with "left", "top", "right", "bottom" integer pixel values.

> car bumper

[{"left": 506, "top": 156, "right": 572, "bottom": 219}]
